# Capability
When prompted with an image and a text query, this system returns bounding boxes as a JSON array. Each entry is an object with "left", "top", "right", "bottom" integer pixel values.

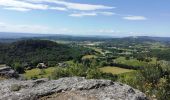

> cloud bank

[{"left": 0, "top": 0, "right": 114, "bottom": 17}]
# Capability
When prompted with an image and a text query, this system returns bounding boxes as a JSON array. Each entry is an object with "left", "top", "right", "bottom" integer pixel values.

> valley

[{"left": 0, "top": 36, "right": 170, "bottom": 100}]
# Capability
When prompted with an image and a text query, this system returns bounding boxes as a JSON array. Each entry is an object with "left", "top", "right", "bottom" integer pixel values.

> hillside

[{"left": 0, "top": 40, "right": 84, "bottom": 66}]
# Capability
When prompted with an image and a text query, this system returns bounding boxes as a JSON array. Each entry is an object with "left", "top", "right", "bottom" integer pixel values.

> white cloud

[
  {"left": 0, "top": 0, "right": 48, "bottom": 11},
  {"left": 69, "top": 12, "right": 97, "bottom": 17},
  {"left": 123, "top": 16, "right": 147, "bottom": 20},
  {"left": 69, "top": 11, "right": 115, "bottom": 17},
  {"left": 3, "top": 7, "right": 31, "bottom": 11},
  {"left": 50, "top": 7, "right": 67, "bottom": 11},
  {"left": 57, "top": 1, "right": 114, "bottom": 11},
  {"left": 27, "top": 0, "right": 114, "bottom": 11},
  {"left": 0, "top": 0, "right": 114, "bottom": 11},
  {"left": 0, "top": 22, "right": 5, "bottom": 26},
  {"left": 99, "top": 12, "right": 115, "bottom": 16},
  {"left": 0, "top": 0, "right": 114, "bottom": 17}
]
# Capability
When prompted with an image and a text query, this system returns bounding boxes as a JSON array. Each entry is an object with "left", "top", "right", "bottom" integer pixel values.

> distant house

[{"left": 37, "top": 63, "right": 47, "bottom": 69}]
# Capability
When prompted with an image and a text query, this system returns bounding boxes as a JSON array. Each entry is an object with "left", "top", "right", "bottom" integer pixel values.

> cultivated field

[{"left": 100, "top": 66, "right": 134, "bottom": 75}]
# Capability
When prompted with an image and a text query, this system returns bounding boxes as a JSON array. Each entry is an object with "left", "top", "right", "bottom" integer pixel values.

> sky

[{"left": 0, "top": 0, "right": 170, "bottom": 37}]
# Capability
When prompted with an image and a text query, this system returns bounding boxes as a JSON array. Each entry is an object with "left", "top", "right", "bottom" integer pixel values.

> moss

[{"left": 10, "top": 84, "right": 21, "bottom": 91}]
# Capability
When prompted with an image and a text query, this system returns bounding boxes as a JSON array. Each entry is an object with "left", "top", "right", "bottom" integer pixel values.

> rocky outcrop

[
  {"left": 0, "top": 66, "right": 18, "bottom": 78},
  {"left": 0, "top": 77, "right": 148, "bottom": 100}
]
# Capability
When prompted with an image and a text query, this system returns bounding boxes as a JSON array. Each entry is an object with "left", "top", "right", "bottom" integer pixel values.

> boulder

[
  {"left": 0, "top": 66, "right": 19, "bottom": 78},
  {"left": 0, "top": 77, "right": 148, "bottom": 100}
]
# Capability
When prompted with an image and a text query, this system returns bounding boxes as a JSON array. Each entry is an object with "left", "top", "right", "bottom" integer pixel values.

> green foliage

[
  {"left": 101, "top": 72, "right": 118, "bottom": 81},
  {"left": 82, "top": 59, "right": 91, "bottom": 67},
  {"left": 39, "top": 69, "right": 46, "bottom": 75},
  {"left": 86, "top": 68, "right": 102, "bottom": 79},
  {"left": 51, "top": 67, "right": 70, "bottom": 79},
  {"left": 150, "top": 49, "right": 170, "bottom": 61},
  {"left": 99, "top": 61, "right": 107, "bottom": 67},
  {"left": 31, "top": 75, "right": 38, "bottom": 80},
  {"left": 12, "top": 62, "right": 25, "bottom": 74},
  {"left": 140, "top": 64, "right": 162, "bottom": 84},
  {"left": 67, "top": 64, "right": 86, "bottom": 77},
  {"left": 120, "top": 64, "right": 170, "bottom": 100},
  {"left": 0, "top": 40, "right": 90, "bottom": 67}
]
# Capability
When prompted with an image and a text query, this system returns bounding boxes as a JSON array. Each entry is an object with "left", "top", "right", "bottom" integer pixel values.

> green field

[
  {"left": 100, "top": 66, "right": 134, "bottom": 75},
  {"left": 115, "top": 57, "right": 157, "bottom": 67},
  {"left": 24, "top": 67, "right": 56, "bottom": 79},
  {"left": 89, "top": 47, "right": 104, "bottom": 54},
  {"left": 82, "top": 55, "right": 97, "bottom": 59}
]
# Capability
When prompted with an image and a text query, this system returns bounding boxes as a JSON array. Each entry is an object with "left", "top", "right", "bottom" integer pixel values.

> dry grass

[
  {"left": 82, "top": 55, "right": 97, "bottom": 59},
  {"left": 100, "top": 66, "right": 134, "bottom": 75}
]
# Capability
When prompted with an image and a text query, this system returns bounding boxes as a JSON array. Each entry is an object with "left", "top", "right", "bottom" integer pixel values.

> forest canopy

[{"left": 0, "top": 39, "right": 92, "bottom": 67}]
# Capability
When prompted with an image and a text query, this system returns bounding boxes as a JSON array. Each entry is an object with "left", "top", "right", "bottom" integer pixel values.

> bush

[
  {"left": 101, "top": 73, "right": 118, "bottom": 81},
  {"left": 39, "top": 69, "right": 46, "bottom": 75},
  {"left": 31, "top": 75, "right": 38, "bottom": 80},
  {"left": 140, "top": 64, "right": 162, "bottom": 84},
  {"left": 51, "top": 67, "right": 70, "bottom": 79},
  {"left": 68, "top": 64, "right": 86, "bottom": 77},
  {"left": 12, "top": 62, "right": 25, "bottom": 74},
  {"left": 120, "top": 64, "right": 170, "bottom": 100},
  {"left": 86, "top": 68, "right": 102, "bottom": 79}
]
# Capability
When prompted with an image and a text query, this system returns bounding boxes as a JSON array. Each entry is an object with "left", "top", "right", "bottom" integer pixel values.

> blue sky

[{"left": 0, "top": 0, "right": 170, "bottom": 37}]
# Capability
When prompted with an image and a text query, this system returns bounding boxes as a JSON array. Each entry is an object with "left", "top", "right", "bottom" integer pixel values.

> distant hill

[
  {"left": 0, "top": 39, "right": 87, "bottom": 66},
  {"left": 127, "top": 36, "right": 170, "bottom": 42},
  {"left": 141, "top": 36, "right": 170, "bottom": 42},
  {"left": 0, "top": 32, "right": 170, "bottom": 42},
  {"left": 0, "top": 32, "right": 112, "bottom": 42}
]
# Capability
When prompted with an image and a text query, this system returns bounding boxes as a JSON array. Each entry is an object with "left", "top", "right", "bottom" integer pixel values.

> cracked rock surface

[{"left": 0, "top": 77, "right": 148, "bottom": 100}]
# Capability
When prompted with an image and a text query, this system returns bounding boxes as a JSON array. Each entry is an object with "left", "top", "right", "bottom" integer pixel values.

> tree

[
  {"left": 68, "top": 63, "right": 86, "bottom": 77},
  {"left": 13, "top": 62, "right": 25, "bottom": 74},
  {"left": 86, "top": 68, "right": 102, "bottom": 79},
  {"left": 51, "top": 67, "right": 70, "bottom": 79}
]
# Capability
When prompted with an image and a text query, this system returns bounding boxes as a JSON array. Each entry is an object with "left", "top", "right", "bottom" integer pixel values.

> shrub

[
  {"left": 120, "top": 64, "right": 170, "bottom": 100},
  {"left": 12, "top": 62, "right": 25, "bottom": 74},
  {"left": 68, "top": 64, "right": 86, "bottom": 77},
  {"left": 39, "top": 69, "right": 46, "bottom": 75},
  {"left": 86, "top": 68, "right": 102, "bottom": 79},
  {"left": 31, "top": 75, "right": 38, "bottom": 80},
  {"left": 140, "top": 64, "right": 162, "bottom": 84},
  {"left": 51, "top": 67, "right": 70, "bottom": 79},
  {"left": 101, "top": 73, "right": 118, "bottom": 81}
]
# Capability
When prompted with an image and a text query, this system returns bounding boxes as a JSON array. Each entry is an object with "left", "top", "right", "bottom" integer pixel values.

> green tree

[
  {"left": 51, "top": 67, "right": 70, "bottom": 79},
  {"left": 86, "top": 68, "right": 102, "bottom": 79},
  {"left": 68, "top": 63, "right": 86, "bottom": 77},
  {"left": 13, "top": 62, "right": 25, "bottom": 74}
]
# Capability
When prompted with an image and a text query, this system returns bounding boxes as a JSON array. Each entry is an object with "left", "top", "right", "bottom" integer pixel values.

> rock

[
  {"left": 57, "top": 62, "right": 69, "bottom": 68},
  {"left": 0, "top": 77, "right": 148, "bottom": 100},
  {"left": 0, "top": 66, "right": 19, "bottom": 78}
]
